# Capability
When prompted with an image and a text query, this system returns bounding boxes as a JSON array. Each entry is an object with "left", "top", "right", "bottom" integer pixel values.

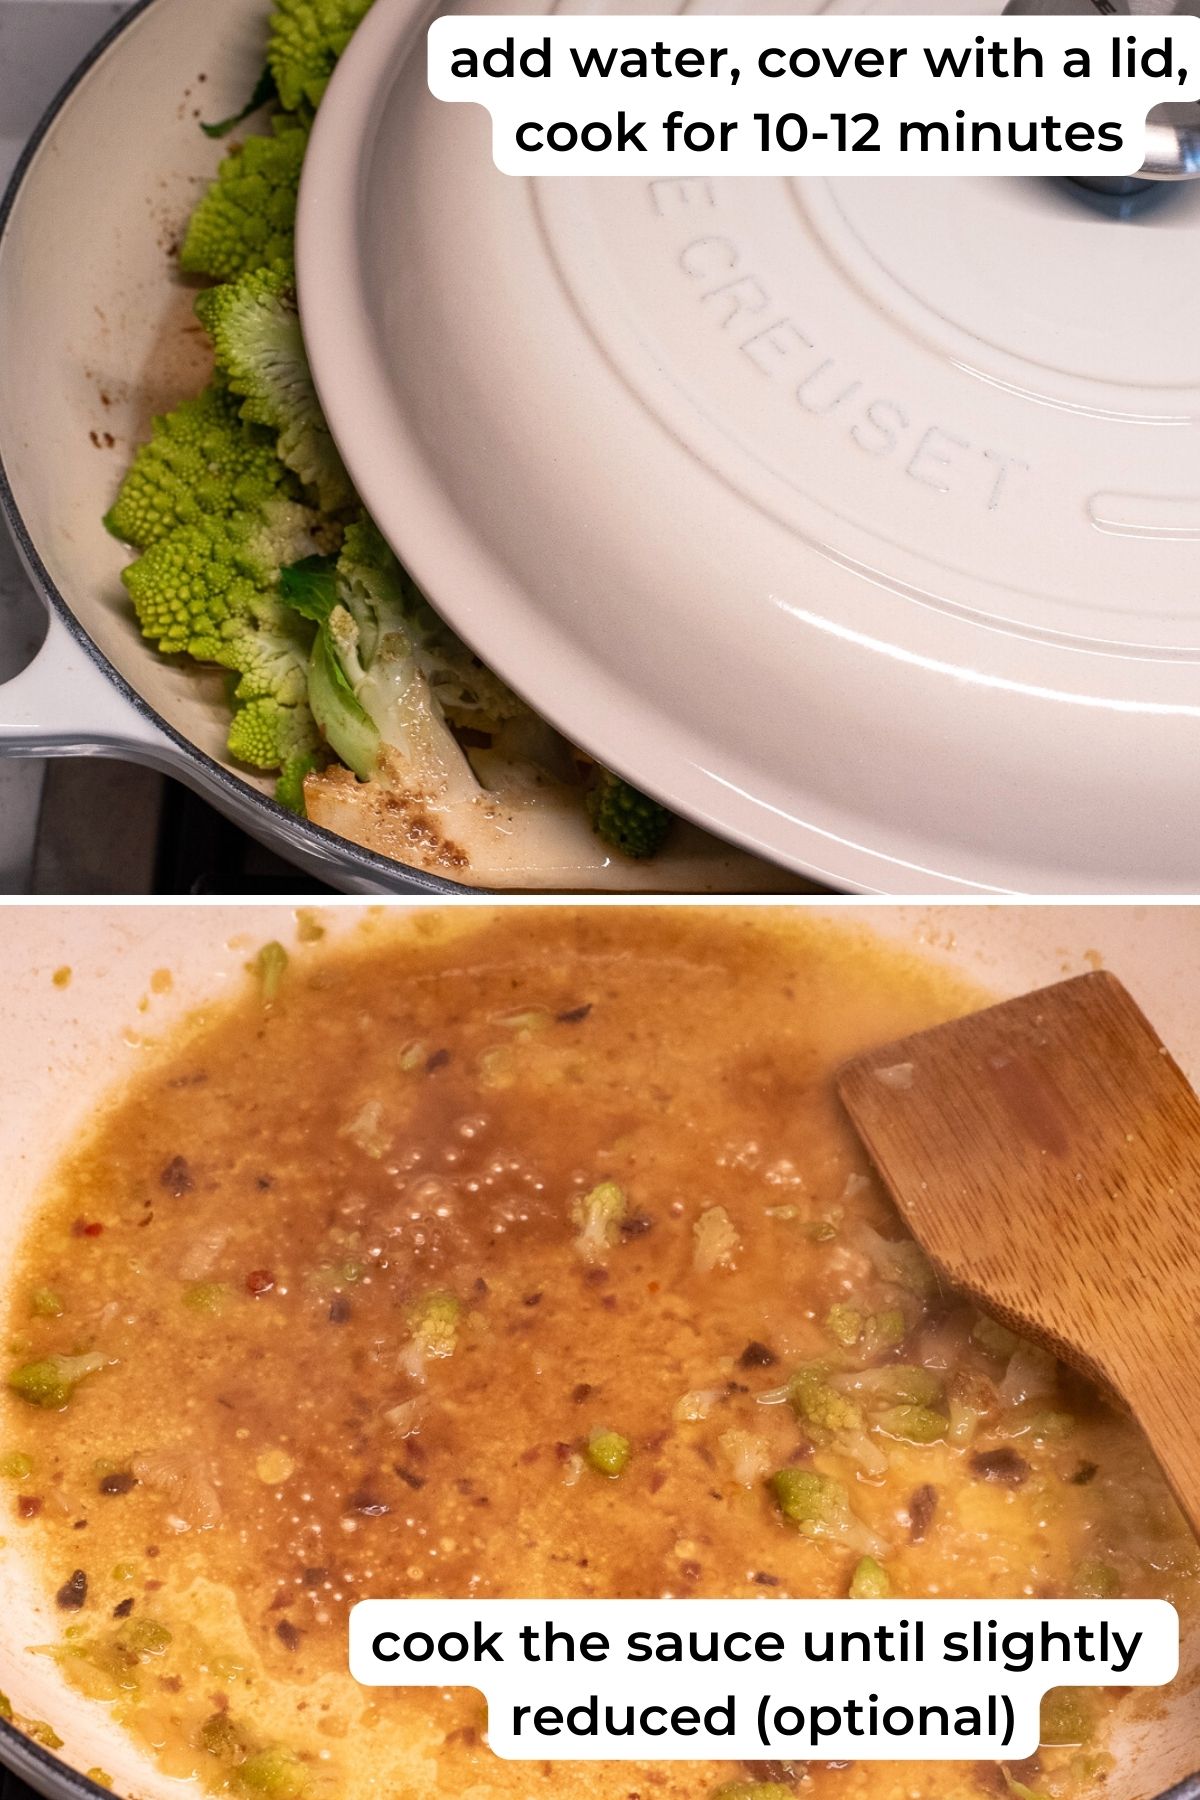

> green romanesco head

[
  {"left": 586, "top": 769, "right": 672, "bottom": 860},
  {"left": 179, "top": 118, "right": 310, "bottom": 283},
  {"left": 105, "top": 386, "right": 290, "bottom": 551},
  {"left": 121, "top": 503, "right": 318, "bottom": 661},
  {"left": 789, "top": 1364, "right": 864, "bottom": 1435},
  {"left": 268, "top": 0, "right": 376, "bottom": 113},
  {"left": 196, "top": 265, "right": 354, "bottom": 514},
  {"left": 226, "top": 693, "right": 317, "bottom": 774}
]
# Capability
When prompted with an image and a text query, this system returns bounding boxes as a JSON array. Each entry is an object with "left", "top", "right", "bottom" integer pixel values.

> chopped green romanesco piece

[
  {"left": 770, "top": 1468, "right": 855, "bottom": 1540},
  {"left": 875, "top": 1404, "right": 948, "bottom": 1444},
  {"left": 254, "top": 941, "right": 289, "bottom": 1003},
  {"left": 30, "top": 1288, "right": 63, "bottom": 1319},
  {"left": 585, "top": 1428, "right": 631, "bottom": 1478},
  {"left": 268, "top": 0, "right": 376, "bottom": 112},
  {"left": 180, "top": 118, "right": 310, "bottom": 281},
  {"left": 1040, "top": 1687, "right": 1094, "bottom": 1747},
  {"left": 8, "top": 1352, "right": 106, "bottom": 1410},
  {"left": 1072, "top": 1559, "right": 1120, "bottom": 1598},
  {"left": 236, "top": 1747, "right": 308, "bottom": 1800},
  {"left": 406, "top": 1292, "right": 461, "bottom": 1362},
  {"left": 0, "top": 1451, "right": 33, "bottom": 1480},
  {"left": 825, "top": 1303, "right": 863, "bottom": 1348},
  {"left": 570, "top": 1181, "right": 627, "bottom": 1261},
  {"left": 789, "top": 1364, "right": 863, "bottom": 1435},
  {"left": 586, "top": 769, "right": 672, "bottom": 861},
  {"left": 973, "top": 1313, "right": 1023, "bottom": 1359},
  {"left": 849, "top": 1555, "right": 891, "bottom": 1598}
]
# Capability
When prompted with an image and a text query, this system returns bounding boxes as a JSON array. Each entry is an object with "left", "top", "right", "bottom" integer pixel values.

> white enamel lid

[{"left": 297, "top": 0, "right": 1200, "bottom": 893}]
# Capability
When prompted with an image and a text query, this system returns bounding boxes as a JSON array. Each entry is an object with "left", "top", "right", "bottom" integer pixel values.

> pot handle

[{"left": 0, "top": 612, "right": 167, "bottom": 758}]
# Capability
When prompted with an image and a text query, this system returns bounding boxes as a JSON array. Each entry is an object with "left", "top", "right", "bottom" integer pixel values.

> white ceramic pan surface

[
  {"left": 0, "top": 901, "right": 1197, "bottom": 1800},
  {"left": 0, "top": 0, "right": 788, "bottom": 896},
  {"left": 299, "top": 0, "right": 1200, "bottom": 894}
]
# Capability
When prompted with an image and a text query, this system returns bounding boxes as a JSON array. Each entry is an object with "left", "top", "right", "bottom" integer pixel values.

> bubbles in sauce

[{"left": 3, "top": 909, "right": 1196, "bottom": 1800}]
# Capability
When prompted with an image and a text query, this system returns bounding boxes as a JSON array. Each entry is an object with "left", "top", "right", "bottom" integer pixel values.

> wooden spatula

[{"left": 837, "top": 969, "right": 1200, "bottom": 1541}]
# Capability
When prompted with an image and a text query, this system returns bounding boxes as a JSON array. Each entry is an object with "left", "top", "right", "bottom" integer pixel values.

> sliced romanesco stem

[
  {"left": 586, "top": 769, "right": 672, "bottom": 860},
  {"left": 196, "top": 265, "right": 354, "bottom": 514},
  {"left": 180, "top": 118, "right": 310, "bottom": 282},
  {"left": 268, "top": 0, "right": 376, "bottom": 113},
  {"left": 570, "top": 1181, "right": 627, "bottom": 1261},
  {"left": 105, "top": 387, "right": 290, "bottom": 550}
]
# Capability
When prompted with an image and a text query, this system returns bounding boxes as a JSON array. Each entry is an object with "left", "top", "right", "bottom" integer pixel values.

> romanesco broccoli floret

[
  {"left": 179, "top": 118, "right": 309, "bottom": 282},
  {"left": 586, "top": 769, "right": 672, "bottom": 860},
  {"left": 105, "top": 386, "right": 291, "bottom": 551},
  {"left": 268, "top": 0, "right": 375, "bottom": 113},
  {"left": 122, "top": 502, "right": 318, "bottom": 659},
  {"left": 789, "top": 1364, "right": 864, "bottom": 1435},
  {"left": 196, "top": 265, "right": 354, "bottom": 513}
]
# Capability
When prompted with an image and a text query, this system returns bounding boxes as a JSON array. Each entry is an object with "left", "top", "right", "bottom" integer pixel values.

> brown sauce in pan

[{"left": 3, "top": 908, "right": 1196, "bottom": 1800}]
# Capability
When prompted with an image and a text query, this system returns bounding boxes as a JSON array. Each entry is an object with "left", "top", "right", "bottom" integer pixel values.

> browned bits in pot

[
  {"left": 99, "top": 1471, "right": 137, "bottom": 1496},
  {"left": 159, "top": 1155, "right": 194, "bottom": 1197},
  {"left": 969, "top": 1449, "right": 1030, "bottom": 1487},
  {"left": 348, "top": 1491, "right": 391, "bottom": 1517},
  {"left": 55, "top": 1569, "right": 88, "bottom": 1610},
  {"left": 619, "top": 1213, "right": 654, "bottom": 1238},
  {"left": 908, "top": 1483, "right": 939, "bottom": 1542},
  {"left": 246, "top": 1269, "right": 275, "bottom": 1296},
  {"left": 738, "top": 1340, "right": 778, "bottom": 1368}
]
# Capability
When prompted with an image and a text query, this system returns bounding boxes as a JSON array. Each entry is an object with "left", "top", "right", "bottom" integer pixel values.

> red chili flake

[
  {"left": 112, "top": 1597, "right": 134, "bottom": 1619},
  {"left": 394, "top": 1465, "right": 426, "bottom": 1492},
  {"left": 159, "top": 1155, "right": 194, "bottom": 1197},
  {"left": 519, "top": 1445, "right": 540, "bottom": 1466},
  {"left": 275, "top": 1620, "right": 302, "bottom": 1652},
  {"left": 302, "top": 1568, "right": 328, "bottom": 1586},
  {"left": 908, "top": 1483, "right": 939, "bottom": 1542},
  {"left": 1068, "top": 1460, "right": 1099, "bottom": 1486},
  {"left": 738, "top": 1340, "right": 778, "bottom": 1369},
  {"left": 751, "top": 1572, "right": 780, "bottom": 1587},
  {"left": 522, "top": 1292, "right": 543, "bottom": 1308},
  {"left": 158, "top": 1675, "right": 182, "bottom": 1693},
  {"left": 328, "top": 1296, "right": 352, "bottom": 1324},
  {"left": 679, "top": 1560, "right": 701, "bottom": 1582},
  {"left": 425, "top": 1049, "right": 452, "bottom": 1074},
  {"left": 571, "top": 1383, "right": 595, "bottom": 1404},
  {"left": 246, "top": 1269, "right": 275, "bottom": 1295},
  {"left": 56, "top": 1569, "right": 88, "bottom": 1610},
  {"left": 71, "top": 1218, "right": 103, "bottom": 1238},
  {"left": 619, "top": 1213, "right": 654, "bottom": 1238},
  {"left": 556, "top": 1004, "right": 593, "bottom": 1025},
  {"left": 17, "top": 1495, "right": 42, "bottom": 1519}
]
